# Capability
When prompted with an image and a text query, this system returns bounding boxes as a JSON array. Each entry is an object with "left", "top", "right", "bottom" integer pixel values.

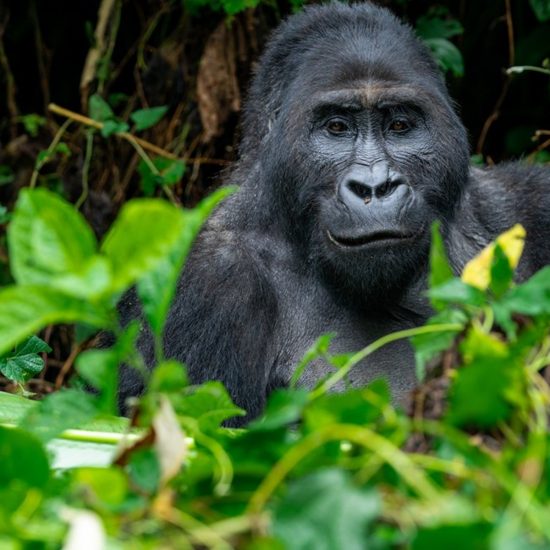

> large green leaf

[
  {"left": 0, "top": 285, "right": 110, "bottom": 356},
  {"left": 137, "top": 187, "right": 234, "bottom": 337},
  {"left": 0, "top": 426, "right": 50, "bottom": 488},
  {"left": 272, "top": 469, "right": 380, "bottom": 550},
  {"left": 8, "top": 188, "right": 98, "bottom": 286},
  {"left": 100, "top": 199, "right": 185, "bottom": 293}
]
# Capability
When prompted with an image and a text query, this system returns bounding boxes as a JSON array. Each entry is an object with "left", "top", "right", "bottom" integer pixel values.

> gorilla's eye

[
  {"left": 388, "top": 119, "right": 410, "bottom": 133},
  {"left": 325, "top": 118, "right": 350, "bottom": 136}
]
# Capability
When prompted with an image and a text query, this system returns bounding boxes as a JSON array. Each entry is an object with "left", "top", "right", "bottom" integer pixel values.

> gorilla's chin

[{"left": 316, "top": 225, "right": 431, "bottom": 302}]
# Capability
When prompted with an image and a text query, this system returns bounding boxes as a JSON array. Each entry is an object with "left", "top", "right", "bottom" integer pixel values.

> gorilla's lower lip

[{"left": 327, "top": 229, "right": 419, "bottom": 248}]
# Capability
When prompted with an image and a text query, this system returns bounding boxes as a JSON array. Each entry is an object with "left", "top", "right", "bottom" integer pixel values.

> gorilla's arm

[{"left": 124, "top": 229, "right": 279, "bottom": 423}]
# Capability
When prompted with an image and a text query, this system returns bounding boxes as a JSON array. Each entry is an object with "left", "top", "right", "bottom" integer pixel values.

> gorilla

[{"left": 118, "top": 2, "right": 550, "bottom": 424}]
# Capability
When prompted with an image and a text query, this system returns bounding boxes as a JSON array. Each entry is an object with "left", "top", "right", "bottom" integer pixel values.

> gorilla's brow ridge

[{"left": 310, "top": 84, "right": 435, "bottom": 112}]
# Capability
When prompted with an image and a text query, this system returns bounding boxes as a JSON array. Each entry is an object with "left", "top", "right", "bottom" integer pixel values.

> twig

[
  {"left": 29, "top": 119, "right": 72, "bottom": 188},
  {"left": 80, "top": 0, "right": 117, "bottom": 111},
  {"left": 48, "top": 103, "right": 230, "bottom": 165},
  {"left": 75, "top": 129, "right": 94, "bottom": 210},
  {"left": 97, "top": 0, "right": 122, "bottom": 95}
]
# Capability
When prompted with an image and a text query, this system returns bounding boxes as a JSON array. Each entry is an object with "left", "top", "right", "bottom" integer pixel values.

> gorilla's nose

[{"left": 340, "top": 173, "right": 408, "bottom": 207}]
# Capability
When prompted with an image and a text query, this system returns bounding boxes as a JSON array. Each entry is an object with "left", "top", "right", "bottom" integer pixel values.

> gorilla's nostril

[
  {"left": 347, "top": 181, "right": 372, "bottom": 202},
  {"left": 376, "top": 178, "right": 403, "bottom": 199}
]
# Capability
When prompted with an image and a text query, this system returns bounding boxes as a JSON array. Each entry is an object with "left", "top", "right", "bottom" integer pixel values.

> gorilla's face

[{"left": 270, "top": 75, "right": 469, "bottom": 299}]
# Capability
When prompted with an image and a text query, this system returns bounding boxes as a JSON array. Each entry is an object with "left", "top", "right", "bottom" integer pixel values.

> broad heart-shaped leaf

[
  {"left": 100, "top": 199, "right": 185, "bottom": 293},
  {"left": 8, "top": 188, "right": 98, "bottom": 286},
  {"left": 137, "top": 187, "right": 235, "bottom": 336},
  {"left": 0, "top": 335, "right": 52, "bottom": 383},
  {"left": 272, "top": 469, "right": 380, "bottom": 550},
  {"left": 0, "top": 285, "right": 111, "bottom": 356},
  {"left": 0, "top": 425, "right": 50, "bottom": 488},
  {"left": 130, "top": 106, "right": 169, "bottom": 131}
]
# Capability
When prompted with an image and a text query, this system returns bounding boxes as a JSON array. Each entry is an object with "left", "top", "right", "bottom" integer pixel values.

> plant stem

[
  {"left": 247, "top": 423, "right": 440, "bottom": 516},
  {"left": 309, "top": 323, "right": 463, "bottom": 400}
]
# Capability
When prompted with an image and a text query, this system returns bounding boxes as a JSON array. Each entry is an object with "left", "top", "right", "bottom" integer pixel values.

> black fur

[{"left": 118, "top": 3, "right": 550, "bottom": 425}]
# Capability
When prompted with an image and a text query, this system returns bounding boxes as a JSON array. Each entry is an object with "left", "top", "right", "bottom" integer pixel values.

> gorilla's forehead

[{"left": 306, "top": 84, "right": 437, "bottom": 111}]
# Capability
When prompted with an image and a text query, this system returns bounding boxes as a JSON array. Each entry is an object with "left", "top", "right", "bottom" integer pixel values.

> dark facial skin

[{"left": 309, "top": 87, "right": 432, "bottom": 294}]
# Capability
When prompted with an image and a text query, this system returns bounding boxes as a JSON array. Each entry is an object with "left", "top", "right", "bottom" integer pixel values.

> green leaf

[
  {"left": 429, "top": 221, "right": 455, "bottom": 310},
  {"left": 416, "top": 11, "right": 463, "bottom": 40},
  {"left": 149, "top": 360, "right": 188, "bottom": 393},
  {"left": 530, "top": 0, "right": 550, "bottom": 21},
  {"left": 489, "top": 243, "right": 514, "bottom": 298},
  {"left": 35, "top": 142, "right": 71, "bottom": 168},
  {"left": 248, "top": 388, "right": 309, "bottom": 432},
  {"left": 100, "top": 120, "right": 129, "bottom": 137},
  {"left": 8, "top": 188, "right": 98, "bottom": 286},
  {"left": 19, "top": 113, "right": 46, "bottom": 137},
  {"left": 446, "top": 326, "right": 522, "bottom": 428},
  {"left": 128, "top": 448, "right": 161, "bottom": 493},
  {"left": 499, "top": 266, "right": 550, "bottom": 316},
  {"left": 0, "top": 425, "right": 50, "bottom": 488},
  {"left": 100, "top": 199, "right": 185, "bottom": 293},
  {"left": 137, "top": 188, "right": 232, "bottom": 336},
  {"left": 220, "top": 0, "right": 261, "bottom": 15},
  {"left": 0, "top": 391, "right": 38, "bottom": 424},
  {"left": 130, "top": 106, "right": 169, "bottom": 131},
  {"left": 412, "top": 523, "right": 492, "bottom": 550},
  {"left": 305, "top": 381, "right": 389, "bottom": 429},
  {"left": 21, "top": 389, "right": 99, "bottom": 442},
  {"left": 428, "top": 279, "right": 486, "bottom": 308},
  {"left": 290, "top": 333, "right": 335, "bottom": 387},
  {"left": 0, "top": 285, "right": 110, "bottom": 356},
  {"left": 424, "top": 38, "right": 464, "bottom": 77},
  {"left": 137, "top": 157, "right": 186, "bottom": 196},
  {"left": 89, "top": 93, "right": 115, "bottom": 121},
  {"left": 272, "top": 469, "right": 380, "bottom": 550},
  {"left": 176, "top": 381, "right": 245, "bottom": 433},
  {"left": 0, "top": 335, "right": 51, "bottom": 383}
]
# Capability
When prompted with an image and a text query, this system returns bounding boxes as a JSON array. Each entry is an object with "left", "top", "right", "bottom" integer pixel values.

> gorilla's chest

[{"left": 271, "top": 270, "right": 423, "bottom": 401}]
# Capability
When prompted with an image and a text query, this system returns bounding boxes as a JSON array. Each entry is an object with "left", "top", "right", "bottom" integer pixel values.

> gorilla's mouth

[{"left": 327, "top": 229, "right": 419, "bottom": 248}]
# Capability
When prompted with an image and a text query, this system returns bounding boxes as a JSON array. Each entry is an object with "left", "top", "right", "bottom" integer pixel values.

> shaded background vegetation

[{"left": 0, "top": 0, "right": 549, "bottom": 391}]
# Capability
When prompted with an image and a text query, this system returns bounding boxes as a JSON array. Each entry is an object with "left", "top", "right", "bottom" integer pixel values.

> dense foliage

[
  {"left": 0, "top": 0, "right": 550, "bottom": 548},
  {"left": 2, "top": 185, "right": 550, "bottom": 548}
]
